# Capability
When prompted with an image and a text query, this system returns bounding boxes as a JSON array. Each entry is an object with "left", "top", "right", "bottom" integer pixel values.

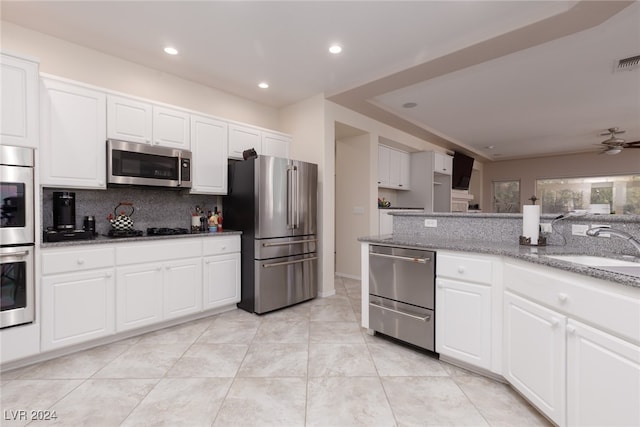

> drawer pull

[
  {"left": 262, "top": 256, "right": 318, "bottom": 268},
  {"left": 551, "top": 317, "right": 560, "bottom": 328},
  {"left": 370, "top": 302, "right": 431, "bottom": 322},
  {"left": 105, "top": 272, "right": 112, "bottom": 278},
  {"left": 263, "top": 238, "right": 318, "bottom": 247},
  {"left": 558, "top": 293, "right": 568, "bottom": 303},
  {"left": 370, "top": 252, "right": 429, "bottom": 264},
  {"left": 77, "top": 258, "right": 85, "bottom": 265},
  {"left": 221, "top": 246, "right": 226, "bottom": 250},
  {"left": 567, "top": 325, "right": 576, "bottom": 334},
  {"left": 457, "top": 266, "right": 465, "bottom": 274}
]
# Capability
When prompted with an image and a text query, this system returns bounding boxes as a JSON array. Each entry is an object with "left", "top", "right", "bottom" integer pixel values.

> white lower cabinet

[
  {"left": 503, "top": 291, "right": 566, "bottom": 426},
  {"left": 436, "top": 278, "right": 491, "bottom": 370},
  {"left": 116, "top": 257, "right": 202, "bottom": 331},
  {"left": 164, "top": 258, "right": 203, "bottom": 320},
  {"left": 116, "top": 262, "right": 164, "bottom": 331},
  {"left": 41, "top": 269, "right": 115, "bottom": 351},
  {"left": 203, "top": 253, "right": 241, "bottom": 310},
  {"left": 566, "top": 319, "right": 640, "bottom": 427},
  {"left": 202, "top": 236, "right": 241, "bottom": 310}
]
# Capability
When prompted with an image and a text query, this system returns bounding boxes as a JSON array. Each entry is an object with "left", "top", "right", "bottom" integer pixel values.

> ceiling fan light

[{"left": 604, "top": 147, "right": 622, "bottom": 155}]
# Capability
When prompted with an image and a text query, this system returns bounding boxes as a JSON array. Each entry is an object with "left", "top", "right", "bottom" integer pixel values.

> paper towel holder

[{"left": 520, "top": 195, "right": 546, "bottom": 246}]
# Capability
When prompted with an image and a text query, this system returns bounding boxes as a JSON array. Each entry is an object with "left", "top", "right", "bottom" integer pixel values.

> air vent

[{"left": 616, "top": 55, "right": 640, "bottom": 72}]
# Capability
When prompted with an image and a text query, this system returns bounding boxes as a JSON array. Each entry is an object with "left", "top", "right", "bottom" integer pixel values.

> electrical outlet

[
  {"left": 571, "top": 224, "right": 589, "bottom": 236},
  {"left": 424, "top": 219, "right": 437, "bottom": 228},
  {"left": 591, "top": 224, "right": 611, "bottom": 238},
  {"left": 540, "top": 223, "right": 552, "bottom": 233}
]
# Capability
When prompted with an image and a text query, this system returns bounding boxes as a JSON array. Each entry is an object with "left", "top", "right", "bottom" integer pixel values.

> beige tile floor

[{"left": 0, "top": 277, "right": 552, "bottom": 426}]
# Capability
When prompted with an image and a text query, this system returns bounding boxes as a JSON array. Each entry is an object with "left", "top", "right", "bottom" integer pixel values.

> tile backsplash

[{"left": 42, "top": 187, "right": 222, "bottom": 236}]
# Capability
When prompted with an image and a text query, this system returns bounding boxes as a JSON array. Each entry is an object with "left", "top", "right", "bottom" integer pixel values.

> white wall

[
  {"left": 1, "top": 22, "right": 280, "bottom": 129},
  {"left": 336, "top": 134, "right": 372, "bottom": 278}
]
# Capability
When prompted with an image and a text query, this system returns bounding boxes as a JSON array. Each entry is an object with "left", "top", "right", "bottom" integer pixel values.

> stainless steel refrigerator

[{"left": 224, "top": 156, "right": 318, "bottom": 314}]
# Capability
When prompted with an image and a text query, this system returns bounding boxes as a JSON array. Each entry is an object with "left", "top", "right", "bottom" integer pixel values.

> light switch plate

[
  {"left": 424, "top": 219, "right": 437, "bottom": 228},
  {"left": 571, "top": 224, "right": 589, "bottom": 236},
  {"left": 540, "top": 223, "right": 552, "bottom": 233}
]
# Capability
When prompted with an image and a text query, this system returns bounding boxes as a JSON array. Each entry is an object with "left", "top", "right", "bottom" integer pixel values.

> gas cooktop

[{"left": 146, "top": 227, "right": 190, "bottom": 236}]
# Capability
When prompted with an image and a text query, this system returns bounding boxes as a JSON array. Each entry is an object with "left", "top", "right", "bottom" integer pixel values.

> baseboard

[{"left": 335, "top": 272, "right": 361, "bottom": 280}]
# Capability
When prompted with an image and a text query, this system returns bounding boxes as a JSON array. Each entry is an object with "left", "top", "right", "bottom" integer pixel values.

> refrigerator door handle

[
  {"left": 262, "top": 238, "right": 318, "bottom": 247},
  {"left": 294, "top": 166, "right": 299, "bottom": 229},
  {"left": 286, "top": 166, "right": 294, "bottom": 229}
]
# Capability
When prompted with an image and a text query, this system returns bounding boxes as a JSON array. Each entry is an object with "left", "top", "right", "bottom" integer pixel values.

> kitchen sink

[{"left": 545, "top": 255, "right": 640, "bottom": 278}]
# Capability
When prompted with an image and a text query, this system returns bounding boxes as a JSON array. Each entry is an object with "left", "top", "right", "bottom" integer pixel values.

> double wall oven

[{"left": 1, "top": 145, "right": 35, "bottom": 329}]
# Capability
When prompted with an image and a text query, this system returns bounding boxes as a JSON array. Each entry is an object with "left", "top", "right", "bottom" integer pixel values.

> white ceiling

[{"left": 2, "top": 1, "right": 639, "bottom": 161}]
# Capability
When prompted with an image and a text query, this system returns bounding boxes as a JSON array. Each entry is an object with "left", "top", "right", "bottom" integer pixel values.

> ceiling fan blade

[{"left": 624, "top": 140, "right": 640, "bottom": 147}]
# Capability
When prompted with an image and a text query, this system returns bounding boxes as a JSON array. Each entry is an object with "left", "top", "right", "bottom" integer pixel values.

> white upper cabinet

[
  {"left": 433, "top": 151, "right": 453, "bottom": 175},
  {"left": 378, "top": 144, "right": 410, "bottom": 190},
  {"left": 107, "top": 95, "right": 190, "bottom": 149},
  {"left": 228, "top": 123, "right": 262, "bottom": 159},
  {"left": 153, "top": 105, "right": 190, "bottom": 149},
  {"left": 40, "top": 77, "right": 107, "bottom": 189},
  {"left": 262, "top": 131, "right": 290, "bottom": 159},
  {"left": 106, "top": 95, "right": 152, "bottom": 144},
  {"left": 1, "top": 53, "right": 39, "bottom": 148},
  {"left": 190, "top": 114, "right": 228, "bottom": 194}
]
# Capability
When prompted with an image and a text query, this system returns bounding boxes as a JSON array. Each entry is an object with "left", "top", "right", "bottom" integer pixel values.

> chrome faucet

[{"left": 586, "top": 227, "right": 640, "bottom": 255}]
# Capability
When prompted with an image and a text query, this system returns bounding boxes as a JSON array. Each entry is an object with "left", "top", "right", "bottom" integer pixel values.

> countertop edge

[
  {"left": 359, "top": 235, "right": 640, "bottom": 288},
  {"left": 41, "top": 230, "right": 243, "bottom": 248}
]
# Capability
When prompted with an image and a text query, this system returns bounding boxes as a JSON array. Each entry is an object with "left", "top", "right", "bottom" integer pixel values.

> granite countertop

[
  {"left": 359, "top": 235, "right": 640, "bottom": 288},
  {"left": 41, "top": 230, "right": 242, "bottom": 248}
]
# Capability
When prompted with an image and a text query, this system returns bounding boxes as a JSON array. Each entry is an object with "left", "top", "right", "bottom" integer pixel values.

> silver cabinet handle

[
  {"left": 262, "top": 256, "right": 318, "bottom": 268},
  {"left": 263, "top": 238, "right": 318, "bottom": 247},
  {"left": 370, "top": 252, "right": 430, "bottom": 264},
  {"left": 0, "top": 249, "right": 30, "bottom": 258},
  {"left": 369, "top": 302, "right": 431, "bottom": 322}
]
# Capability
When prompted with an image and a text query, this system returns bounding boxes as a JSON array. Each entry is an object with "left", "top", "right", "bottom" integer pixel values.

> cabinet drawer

[
  {"left": 504, "top": 260, "right": 640, "bottom": 344},
  {"left": 116, "top": 239, "right": 201, "bottom": 265},
  {"left": 437, "top": 252, "right": 493, "bottom": 285},
  {"left": 42, "top": 246, "right": 115, "bottom": 275},
  {"left": 203, "top": 235, "right": 240, "bottom": 256}
]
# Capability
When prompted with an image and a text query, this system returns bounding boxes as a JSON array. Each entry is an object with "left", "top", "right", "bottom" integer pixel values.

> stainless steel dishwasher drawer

[{"left": 369, "top": 295, "right": 434, "bottom": 351}]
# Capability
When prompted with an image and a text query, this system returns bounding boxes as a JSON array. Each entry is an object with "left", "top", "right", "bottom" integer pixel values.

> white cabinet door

[
  {"left": 41, "top": 269, "right": 115, "bottom": 351},
  {"left": 190, "top": 114, "right": 228, "bottom": 194},
  {"left": 1, "top": 53, "right": 39, "bottom": 148},
  {"left": 40, "top": 78, "right": 107, "bottom": 189},
  {"left": 106, "top": 95, "right": 152, "bottom": 144},
  {"left": 164, "top": 258, "right": 202, "bottom": 320},
  {"left": 567, "top": 319, "right": 640, "bottom": 427},
  {"left": 434, "top": 152, "right": 453, "bottom": 175},
  {"left": 203, "top": 253, "right": 240, "bottom": 310},
  {"left": 503, "top": 291, "right": 566, "bottom": 426},
  {"left": 262, "top": 131, "right": 290, "bottom": 159},
  {"left": 399, "top": 150, "right": 411, "bottom": 190},
  {"left": 116, "top": 263, "right": 163, "bottom": 331},
  {"left": 153, "top": 106, "right": 190, "bottom": 149},
  {"left": 436, "top": 278, "right": 491, "bottom": 370},
  {"left": 388, "top": 148, "right": 402, "bottom": 188},
  {"left": 377, "top": 145, "right": 390, "bottom": 186},
  {"left": 228, "top": 123, "right": 261, "bottom": 159}
]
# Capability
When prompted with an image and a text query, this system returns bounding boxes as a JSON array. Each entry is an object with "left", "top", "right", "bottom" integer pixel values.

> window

[
  {"left": 536, "top": 175, "right": 640, "bottom": 214},
  {"left": 493, "top": 180, "right": 520, "bottom": 213}
]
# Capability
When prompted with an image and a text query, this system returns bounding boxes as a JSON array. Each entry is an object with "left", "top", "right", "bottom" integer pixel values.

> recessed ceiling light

[
  {"left": 258, "top": 82, "right": 269, "bottom": 89},
  {"left": 484, "top": 145, "right": 495, "bottom": 150},
  {"left": 329, "top": 44, "right": 342, "bottom": 54},
  {"left": 163, "top": 47, "right": 178, "bottom": 55},
  {"left": 402, "top": 102, "right": 417, "bottom": 108}
]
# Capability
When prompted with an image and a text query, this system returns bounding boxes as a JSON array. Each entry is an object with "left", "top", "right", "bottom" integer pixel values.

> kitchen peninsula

[{"left": 359, "top": 211, "right": 640, "bottom": 427}]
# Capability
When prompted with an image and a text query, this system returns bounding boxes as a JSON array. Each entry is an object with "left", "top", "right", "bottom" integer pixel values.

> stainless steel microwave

[{"left": 107, "top": 139, "right": 192, "bottom": 188}]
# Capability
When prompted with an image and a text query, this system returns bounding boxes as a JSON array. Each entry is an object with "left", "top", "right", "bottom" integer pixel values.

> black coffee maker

[{"left": 53, "top": 191, "right": 76, "bottom": 230}]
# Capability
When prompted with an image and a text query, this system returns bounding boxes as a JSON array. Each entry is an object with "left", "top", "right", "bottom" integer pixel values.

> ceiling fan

[{"left": 597, "top": 127, "right": 640, "bottom": 155}]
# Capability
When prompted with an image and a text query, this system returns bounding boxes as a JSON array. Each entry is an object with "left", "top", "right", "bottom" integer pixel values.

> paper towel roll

[{"left": 523, "top": 205, "right": 540, "bottom": 245}]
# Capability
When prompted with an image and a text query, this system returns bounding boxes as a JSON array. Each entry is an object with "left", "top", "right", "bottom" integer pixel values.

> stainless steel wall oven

[
  {"left": 1, "top": 145, "right": 35, "bottom": 329},
  {"left": 369, "top": 245, "right": 436, "bottom": 351}
]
